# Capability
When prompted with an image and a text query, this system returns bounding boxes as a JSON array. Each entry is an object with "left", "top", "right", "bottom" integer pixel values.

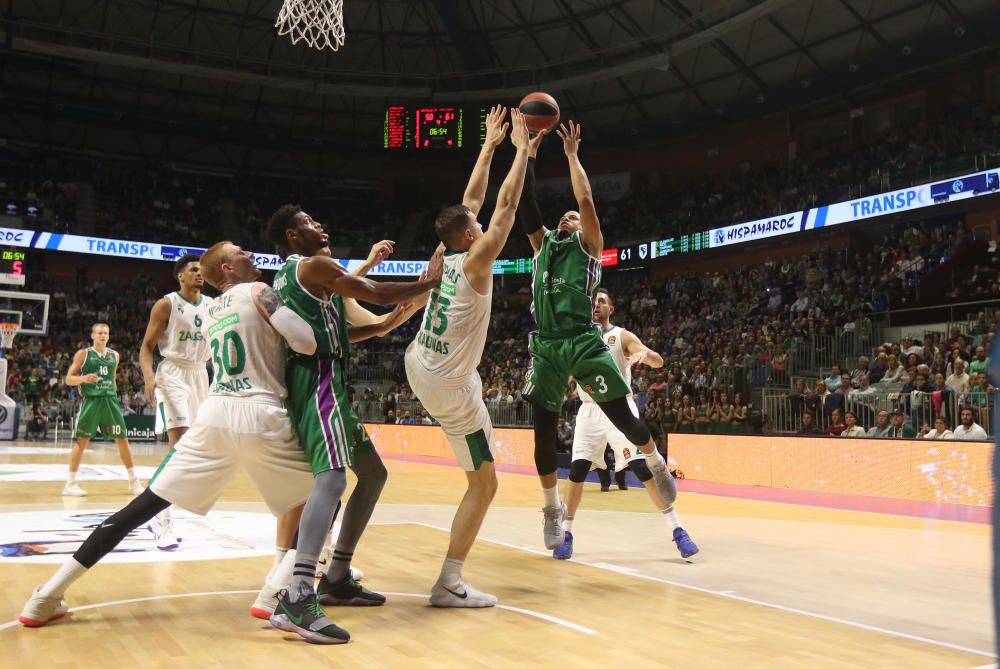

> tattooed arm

[{"left": 251, "top": 283, "right": 316, "bottom": 355}]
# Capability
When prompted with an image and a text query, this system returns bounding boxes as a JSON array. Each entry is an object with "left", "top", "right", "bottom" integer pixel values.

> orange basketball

[{"left": 518, "top": 92, "right": 560, "bottom": 133}]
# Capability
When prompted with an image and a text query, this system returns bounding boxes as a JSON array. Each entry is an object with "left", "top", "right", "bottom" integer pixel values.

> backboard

[{"left": 0, "top": 290, "right": 50, "bottom": 336}]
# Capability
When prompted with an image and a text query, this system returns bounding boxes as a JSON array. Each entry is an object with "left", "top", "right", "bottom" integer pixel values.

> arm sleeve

[
  {"left": 269, "top": 306, "right": 317, "bottom": 355},
  {"left": 518, "top": 157, "right": 543, "bottom": 235}
]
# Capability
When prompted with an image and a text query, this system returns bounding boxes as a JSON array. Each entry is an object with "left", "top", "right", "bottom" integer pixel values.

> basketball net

[
  {"left": 0, "top": 322, "right": 18, "bottom": 351},
  {"left": 275, "top": 0, "right": 345, "bottom": 51}
]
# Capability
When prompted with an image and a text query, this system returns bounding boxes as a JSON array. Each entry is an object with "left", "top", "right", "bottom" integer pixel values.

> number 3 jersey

[
  {"left": 576, "top": 325, "right": 631, "bottom": 403},
  {"left": 158, "top": 292, "right": 213, "bottom": 366},
  {"left": 204, "top": 283, "right": 288, "bottom": 401},
  {"left": 407, "top": 250, "right": 491, "bottom": 379}
]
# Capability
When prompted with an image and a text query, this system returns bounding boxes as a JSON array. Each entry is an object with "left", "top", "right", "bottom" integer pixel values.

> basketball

[{"left": 519, "top": 92, "right": 560, "bottom": 133}]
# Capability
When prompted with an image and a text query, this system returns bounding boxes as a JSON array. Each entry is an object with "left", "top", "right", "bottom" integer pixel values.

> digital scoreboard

[
  {"left": 385, "top": 106, "right": 467, "bottom": 149},
  {"left": 0, "top": 249, "right": 26, "bottom": 286}
]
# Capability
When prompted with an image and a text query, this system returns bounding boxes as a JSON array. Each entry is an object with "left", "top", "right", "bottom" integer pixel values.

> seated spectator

[
  {"left": 952, "top": 407, "right": 988, "bottom": 441},
  {"left": 918, "top": 416, "right": 954, "bottom": 440},
  {"left": 968, "top": 345, "right": 989, "bottom": 376},
  {"left": 945, "top": 359, "right": 970, "bottom": 394},
  {"left": 557, "top": 416, "right": 574, "bottom": 452},
  {"left": 886, "top": 409, "right": 917, "bottom": 438},
  {"left": 850, "top": 356, "right": 870, "bottom": 388},
  {"left": 398, "top": 410, "right": 415, "bottom": 425},
  {"left": 824, "top": 408, "right": 846, "bottom": 436},
  {"left": 796, "top": 411, "right": 822, "bottom": 435},
  {"left": 868, "top": 351, "right": 888, "bottom": 383},
  {"left": 867, "top": 410, "right": 891, "bottom": 437},
  {"left": 419, "top": 409, "right": 434, "bottom": 425},
  {"left": 385, "top": 409, "right": 396, "bottom": 424},
  {"left": 824, "top": 364, "right": 843, "bottom": 392},
  {"left": 880, "top": 354, "right": 904, "bottom": 384},
  {"left": 804, "top": 380, "right": 828, "bottom": 418},
  {"left": 840, "top": 411, "right": 866, "bottom": 437},
  {"left": 26, "top": 402, "right": 48, "bottom": 441}
]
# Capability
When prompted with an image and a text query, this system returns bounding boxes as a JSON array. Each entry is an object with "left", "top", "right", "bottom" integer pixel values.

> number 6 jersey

[{"left": 407, "top": 250, "right": 491, "bottom": 379}]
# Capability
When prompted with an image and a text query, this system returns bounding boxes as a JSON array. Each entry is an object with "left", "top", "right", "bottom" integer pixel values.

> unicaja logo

[
  {"left": 715, "top": 230, "right": 725, "bottom": 245},
  {"left": 0, "top": 406, "right": 7, "bottom": 423},
  {"left": 952, "top": 180, "right": 964, "bottom": 193}
]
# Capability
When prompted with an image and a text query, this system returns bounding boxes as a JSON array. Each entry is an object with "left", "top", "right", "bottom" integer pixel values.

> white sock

[
  {"left": 542, "top": 484, "right": 561, "bottom": 509},
  {"left": 155, "top": 507, "right": 172, "bottom": 526},
  {"left": 264, "top": 547, "right": 290, "bottom": 584},
  {"left": 39, "top": 559, "right": 87, "bottom": 599},
  {"left": 643, "top": 448, "right": 666, "bottom": 469},
  {"left": 439, "top": 558, "right": 463, "bottom": 588},
  {"left": 67, "top": 472, "right": 76, "bottom": 484},
  {"left": 563, "top": 517, "right": 574, "bottom": 532},
  {"left": 266, "top": 548, "right": 296, "bottom": 589},
  {"left": 662, "top": 507, "right": 681, "bottom": 530},
  {"left": 126, "top": 467, "right": 136, "bottom": 482}
]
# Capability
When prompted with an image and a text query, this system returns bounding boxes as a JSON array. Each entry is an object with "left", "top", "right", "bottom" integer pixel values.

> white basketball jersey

[
  {"left": 158, "top": 292, "right": 213, "bottom": 366},
  {"left": 205, "top": 283, "right": 287, "bottom": 401},
  {"left": 406, "top": 251, "right": 491, "bottom": 379},
  {"left": 578, "top": 325, "right": 630, "bottom": 404}
]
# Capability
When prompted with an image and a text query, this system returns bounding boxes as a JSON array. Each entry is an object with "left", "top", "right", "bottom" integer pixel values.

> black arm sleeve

[{"left": 518, "top": 157, "right": 544, "bottom": 236}]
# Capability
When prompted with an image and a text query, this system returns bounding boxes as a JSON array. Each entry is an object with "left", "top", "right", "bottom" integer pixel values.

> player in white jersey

[
  {"left": 553, "top": 288, "right": 699, "bottom": 560},
  {"left": 404, "top": 107, "right": 542, "bottom": 607},
  {"left": 139, "top": 254, "right": 213, "bottom": 550},
  {"left": 18, "top": 241, "right": 337, "bottom": 637}
]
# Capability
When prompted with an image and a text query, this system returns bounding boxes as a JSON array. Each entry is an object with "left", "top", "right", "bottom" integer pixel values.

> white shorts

[
  {"left": 155, "top": 360, "right": 209, "bottom": 433},
  {"left": 404, "top": 352, "right": 495, "bottom": 472},
  {"left": 149, "top": 396, "right": 314, "bottom": 516},
  {"left": 571, "top": 399, "right": 644, "bottom": 472}
]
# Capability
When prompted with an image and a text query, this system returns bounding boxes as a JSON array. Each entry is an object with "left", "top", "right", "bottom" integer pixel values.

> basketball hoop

[
  {"left": 275, "top": 0, "right": 345, "bottom": 51},
  {"left": 0, "top": 322, "right": 19, "bottom": 351}
]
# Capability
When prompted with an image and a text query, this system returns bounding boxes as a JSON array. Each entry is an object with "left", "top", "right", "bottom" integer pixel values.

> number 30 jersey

[
  {"left": 406, "top": 250, "right": 491, "bottom": 379},
  {"left": 205, "top": 283, "right": 288, "bottom": 401}
]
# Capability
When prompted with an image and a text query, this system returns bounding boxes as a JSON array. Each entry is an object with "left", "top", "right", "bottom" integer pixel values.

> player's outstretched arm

[
  {"left": 621, "top": 329, "right": 664, "bottom": 369},
  {"left": 302, "top": 248, "right": 443, "bottom": 306},
  {"left": 344, "top": 297, "right": 425, "bottom": 343},
  {"left": 556, "top": 120, "right": 602, "bottom": 257},
  {"left": 465, "top": 110, "right": 540, "bottom": 293},
  {"left": 518, "top": 129, "right": 548, "bottom": 254},
  {"left": 65, "top": 349, "right": 95, "bottom": 386},
  {"left": 138, "top": 297, "right": 171, "bottom": 405},
  {"left": 463, "top": 105, "right": 508, "bottom": 216},
  {"left": 353, "top": 240, "right": 395, "bottom": 277},
  {"left": 251, "top": 283, "right": 317, "bottom": 355}
]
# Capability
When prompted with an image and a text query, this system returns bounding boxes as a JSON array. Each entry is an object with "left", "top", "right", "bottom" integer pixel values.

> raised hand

[
  {"left": 366, "top": 239, "right": 395, "bottom": 268},
  {"left": 424, "top": 246, "right": 445, "bottom": 285},
  {"left": 555, "top": 120, "right": 582, "bottom": 156},
  {"left": 509, "top": 109, "right": 530, "bottom": 150},
  {"left": 527, "top": 126, "right": 547, "bottom": 158},
  {"left": 483, "top": 105, "right": 510, "bottom": 149}
]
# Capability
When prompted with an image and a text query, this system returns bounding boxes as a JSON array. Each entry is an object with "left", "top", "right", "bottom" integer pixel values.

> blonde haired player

[
  {"left": 553, "top": 288, "right": 698, "bottom": 560},
  {"left": 139, "top": 254, "right": 213, "bottom": 550},
  {"left": 62, "top": 323, "right": 142, "bottom": 497},
  {"left": 404, "top": 107, "right": 542, "bottom": 607},
  {"left": 20, "top": 242, "right": 327, "bottom": 637}
]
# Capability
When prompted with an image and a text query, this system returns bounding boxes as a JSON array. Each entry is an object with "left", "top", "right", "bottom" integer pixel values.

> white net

[
  {"left": 0, "top": 323, "right": 19, "bottom": 350},
  {"left": 275, "top": 0, "right": 345, "bottom": 51}
]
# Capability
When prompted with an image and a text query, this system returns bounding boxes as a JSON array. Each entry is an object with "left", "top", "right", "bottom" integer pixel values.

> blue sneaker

[
  {"left": 553, "top": 531, "right": 573, "bottom": 560},
  {"left": 673, "top": 528, "right": 699, "bottom": 559}
]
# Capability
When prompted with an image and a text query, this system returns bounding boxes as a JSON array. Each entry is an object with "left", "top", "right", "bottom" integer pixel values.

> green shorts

[
  {"left": 286, "top": 355, "right": 374, "bottom": 475},
  {"left": 523, "top": 329, "right": 630, "bottom": 414},
  {"left": 75, "top": 396, "right": 127, "bottom": 439}
]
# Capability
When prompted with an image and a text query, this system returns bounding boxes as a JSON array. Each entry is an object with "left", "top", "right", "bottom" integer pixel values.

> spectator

[
  {"left": 968, "top": 346, "right": 989, "bottom": 376},
  {"left": 867, "top": 410, "right": 891, "bottom": 437},
  {"left": 824, "top": 408, "right": 846, "bottom": 436},
  {"left": 918, "top": 416, "right": 954, "bottom": 440},
  {"left": 26, "top": 402, "right": 48, "bottom": 441},
  {"left": 850, "top": 357, "right": 870, "bottom": 388},
  {"left": 880, "top": 354, "right": 904, "bottom": 384},
  {"left": 419, "top": 409, "right": 434, "bottom": 425},
  {"left": 887, "top": 409, "right": 917, "bottom": 438},
  {"left": 797, "top": 411, "right": 822, "bottom": 435},
  {"left": 731, "top": 392, "right": 750, "bottom": 434},
  {"left": 643, "top": 403, "right": 665, "bottom": 457},
  {"left": 824, "top": 364, "right": 843, "bottom": 392},
  {"left": 398, "top": 410, "right": 415, "bottom": 425},
  {"left": 385, "top": 409, "right": 396, "bottom": 424},
  {"left": 841, "top": 411, "right": 866, "bottom": 437},
  {"left": 952, "top": 407, "right": 988, "bottom": 440},
  {"left": 868, "top": 351, "right": 888, "bottom": 383},
  {"left": 946, "top": 359, "right": 970, "bottom": 393},
  {"left": 556, "top": 416, "right": 574, "bottom": 452}
]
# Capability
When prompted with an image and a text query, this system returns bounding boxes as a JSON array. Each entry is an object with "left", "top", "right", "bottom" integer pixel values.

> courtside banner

[{"left": 709, "top": 211, "right": 805, "bottom": 248}]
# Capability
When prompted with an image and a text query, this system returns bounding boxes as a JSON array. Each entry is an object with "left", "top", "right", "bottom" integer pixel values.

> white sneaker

[
  {"left": 250, "top": 584, "right": 280, "bottom": 620},
  {"left": 153, "top": 520, "right": 179, "bottom": 551},
  {"left": 129, "top": 479, "right": 144, "bottom": 496},
  {"left": 19, "top": 587, "right": 69, "bottom": 627},
  {"left": 62, "top": 482, "right": 87, "bottom": 497},
  {"left": 541, "top": 502, "right": 566, "bottom": 549},
  {"left": 429, "top": 579, "right": 497, "bottom": 608}
]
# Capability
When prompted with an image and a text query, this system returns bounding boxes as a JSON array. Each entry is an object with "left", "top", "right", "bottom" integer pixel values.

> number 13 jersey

[{"left": 407, "top": 250, "right": 491, "bottom": 379}]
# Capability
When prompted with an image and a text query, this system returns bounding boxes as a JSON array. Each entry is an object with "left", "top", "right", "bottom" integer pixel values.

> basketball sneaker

[
  {"left": 541, "top": 501, "right": 566, "bottom": 549},
  {"left": 317, "top": 573, "right": 386, "bottom": 607},
  {"left": 129, "top": 479, "right": 144, "bottom": 496},
  {"left": 152, "top": 519, "right": 179, "bottom": 551},
  {"left": 429, "top": 579, "right": 497, "bottom": 608},
  {"left": 552, "top": 531, "right": 573, "bottom": 559},
  {"left": 19, "top": 587, "right": 69, "bottom": 627},
  {"left": 62, "top": 482, "right": 87, "bottom": 497},
  {"left": 673, "top": 527, "right": 699, "bottom": 559},
  {"left": 270, "top": 590, "right": 350, "bottom": 644},
  {"left": 250, "top": 583, "right": 280, "bottom": 620}
]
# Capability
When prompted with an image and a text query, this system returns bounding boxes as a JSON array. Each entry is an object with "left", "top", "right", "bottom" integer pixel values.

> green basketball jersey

[
  {"left": 81, "top": 348, "right": 117, "bottom": 398},
  {"left": 272, "top": 254, "right": 348, "bottom": 360},
  {"left": 531, "top": 230, "right": 601, "bottom": 337}
]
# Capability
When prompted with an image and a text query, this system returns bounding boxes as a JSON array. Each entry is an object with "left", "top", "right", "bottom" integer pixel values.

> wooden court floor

[{"left": 0, "top": 439, "right": 993, "bottom": 668}]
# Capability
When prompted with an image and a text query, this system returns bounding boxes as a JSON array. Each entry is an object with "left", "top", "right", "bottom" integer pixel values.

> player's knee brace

[
  {"left": 73, "top": 489, "right": 171, "bottom": 568},
  {"left": 596, "top": 397, "right": 651, "bottom": 446},
  {"left": 569, "top": 459, "right": 592, "bottom": 483},
  {"left": 628, "top": 459, "right": 654, "bottom": 483}
]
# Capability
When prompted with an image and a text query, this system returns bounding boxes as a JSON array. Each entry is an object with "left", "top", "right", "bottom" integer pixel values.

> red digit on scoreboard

[{"left": 12, "top": 260, "right": 22, "bottom": 275}]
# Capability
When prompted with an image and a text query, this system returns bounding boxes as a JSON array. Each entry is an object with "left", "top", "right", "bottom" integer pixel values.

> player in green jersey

[
  {"left": 63, "top": 323, "right": 143, "bottom": 497},
  {"left": 263, "top": 205, "right": 441, "bottom": 640},
  {"left": 519, "top": 121, "right": 678, "bottom": 550}
]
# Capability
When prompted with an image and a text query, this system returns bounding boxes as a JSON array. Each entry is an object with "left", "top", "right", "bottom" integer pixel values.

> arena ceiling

[{"left": 1, "top": 0, "right": 998, "bottom": 156}]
